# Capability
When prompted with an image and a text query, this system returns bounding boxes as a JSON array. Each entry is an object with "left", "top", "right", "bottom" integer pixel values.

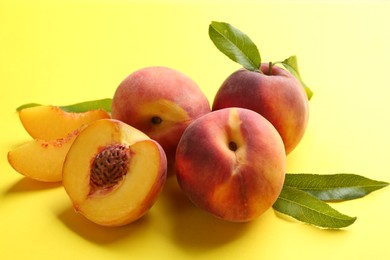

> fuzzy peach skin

[
  {"left": 111, "top": 66, "right": 210, "bottom": 163},
  {"left": 212, "top": 64, "right": 309, "bottom": 154},
  {"left": 175, "top": 107, "right": 286, "bottom": 222},
  {"left": 62, "top": 119, "right": 167, "bottom": 227},
  {"left": 7, "top": 127, "right": 84, "bottom": 182},
  {"left": 19, "top": 105, "right": 110, "bottom": 140}
]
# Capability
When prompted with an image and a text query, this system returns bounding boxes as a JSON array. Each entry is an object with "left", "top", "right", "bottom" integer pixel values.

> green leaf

[
  {"left": 273, "top": 186, "right": 357, "bottom": 229},
  {"left": 279, "top": 55, "right": 313, "bottom": 100},
  {"left": 59, "top": 98, "right": 112, "bottom": 113},
  {"left": 209, "top": 21, "right": 261, "bottom": 71},
  {"left": 16, "top": 103, "right": 42, "bottom": 111},
  {"left": 284, "top": 173, "right": 389, "bottom": 202},
  {"left": 16, "top": 98, "right": 112, "bottom": 113}
]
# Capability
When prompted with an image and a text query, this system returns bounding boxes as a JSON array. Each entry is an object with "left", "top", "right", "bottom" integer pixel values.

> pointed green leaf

[
  {"left": 59, "top": 98, "right": 112, "bottom": 113},
  {"left": 209, "top": 21, "right": 261, "bottom": 71},
  {"left": 16, "top": 98, "right": 112, "bottom": 113},
  {"left": 16, "top": 103, "right": 42, "bottom": 111},
  {"left": 273, "top": 186, "right": 357, "bottom": 229},
  {"left": 280, "top": 55, "right": 313, "bottom": 100},
  {"left": 284, "top": 173, "right": 389, "bottom": 202}
]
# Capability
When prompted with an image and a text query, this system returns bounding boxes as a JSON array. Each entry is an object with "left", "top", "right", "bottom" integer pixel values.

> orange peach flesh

[
  {"left": 7, "top": 127, "right": 83, "bottom": 182},
  {"left": 19, "top": 105, "right": 110, "bottom": 140},
  {"left": 63, "top": 119, "right": 167, "bottom": 226}
]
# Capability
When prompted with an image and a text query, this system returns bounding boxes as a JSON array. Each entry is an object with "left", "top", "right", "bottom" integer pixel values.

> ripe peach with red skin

[
  {"left": 112, "top": 66, "right": 211, "bottom": 163},
  {"left": 175, "top": 107, "right": 286, "bottom": 222},
  {"left": 212, "top": 63, "right": 309, "bottom": 154}
]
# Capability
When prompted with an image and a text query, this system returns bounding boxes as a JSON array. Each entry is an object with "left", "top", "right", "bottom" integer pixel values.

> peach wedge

[
  {"left": 19, "top": 105, "right": 110, "bottom": 140},
  {"left": 7, "top": 128, "right": 83, "bottom": 182},
  {"left": 62, "top": 119, "right": 167, "bottom": 227}
]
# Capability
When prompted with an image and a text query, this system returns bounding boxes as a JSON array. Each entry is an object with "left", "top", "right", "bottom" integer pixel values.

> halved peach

[
  {"left": 7, "top": 127, "right": 83, "bottom": 182},
  {"left": 62, "top": 119, "right": 167, "bottom": 227},
  {"left": 19, "top": 105, "right": 110, "bottom": 140}
]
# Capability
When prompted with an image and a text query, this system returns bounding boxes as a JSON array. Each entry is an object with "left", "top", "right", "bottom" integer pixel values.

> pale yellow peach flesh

[{"left": 19, "top": 105, "right": 110, "bottom": 140}]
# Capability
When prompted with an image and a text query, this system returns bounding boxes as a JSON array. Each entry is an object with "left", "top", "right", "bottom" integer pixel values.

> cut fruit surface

[
  {"left": 7, "top": 128, "right": 83, "bottom": 182},
  {"left": 19, "top": 105, "right": 110, "bottom": 140},
  {"left": 62, "top": 119, "right": 167, "bottom": 227}
]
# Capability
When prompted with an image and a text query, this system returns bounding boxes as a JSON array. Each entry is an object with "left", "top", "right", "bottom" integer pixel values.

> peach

[
  {"left": 19, "top": 105, "right": 110, "bottom": 140},
  {"left": 212, "top": 64, "right": 309, "bottom": 154},
  {"left": 111, "top": 66, "right": 210, "bottom": 164},
  {"left": 62, "top": 119, "right": 167, "bottom": 227},
  {"left": 175, "top": 107, "right": 286, "bottom": 222},
  {"left": 7, "top": 127, "right": 83, "bottom": 182}
]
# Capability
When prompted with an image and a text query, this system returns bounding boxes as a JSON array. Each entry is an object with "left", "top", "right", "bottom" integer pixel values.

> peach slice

[
  {"left": 7, "top": 127, "right": 83, "bottom": 182},
  {"left": 19, "top": 105, "right": 110, "bottom": 140},
  {"left": 62, "top": 119, "right": 167, "bottom": 227}
]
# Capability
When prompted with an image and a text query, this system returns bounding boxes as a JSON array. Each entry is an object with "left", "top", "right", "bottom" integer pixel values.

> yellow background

[{"left": 1, "top": 0, "right": 389, "bottom": 259}]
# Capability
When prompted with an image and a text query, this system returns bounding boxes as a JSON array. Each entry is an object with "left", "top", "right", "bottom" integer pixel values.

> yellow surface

[{"left": 1, "top": 0, "right": 389, "bottom": 259}]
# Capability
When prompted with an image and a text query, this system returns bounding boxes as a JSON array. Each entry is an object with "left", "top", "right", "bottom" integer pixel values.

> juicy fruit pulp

[
  {"left": 63, "top": 119, "right": 167, "bottom": 226},
  {"left": 7, "top": 128, "right": 83, "bottom": 182},
  {"left": 19, "top": 105, "right": 110, "bottom": 140}
]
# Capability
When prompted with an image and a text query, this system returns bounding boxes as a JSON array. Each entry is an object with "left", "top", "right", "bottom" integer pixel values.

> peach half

[
  {"left": 62, "top": 119, "right": 167, "bottom": 227},
  {"left": 7, "top": 127, "right": 83, "bottom": 182},
  {"left": 19, "top": 105, "right": 110, "bottom": 140},
  {"left": 175, "top": 108, "right": 286, "bottom": 222}
]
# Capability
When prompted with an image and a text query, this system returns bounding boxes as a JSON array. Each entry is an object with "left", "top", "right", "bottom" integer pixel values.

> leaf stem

[{"left": 268, "top": 61, "right": 273, "bottom": 75}]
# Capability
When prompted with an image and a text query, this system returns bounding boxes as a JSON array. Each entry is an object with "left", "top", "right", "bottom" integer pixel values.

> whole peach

[
  {"left": 175, "top": 107, "right": 286, "bottom": 222},
  {"left": 212, "top": 63, "right": 309, "bottom": 154},
  {"left": 112, "top": 66, "right": 210, "bottom": 164}
]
